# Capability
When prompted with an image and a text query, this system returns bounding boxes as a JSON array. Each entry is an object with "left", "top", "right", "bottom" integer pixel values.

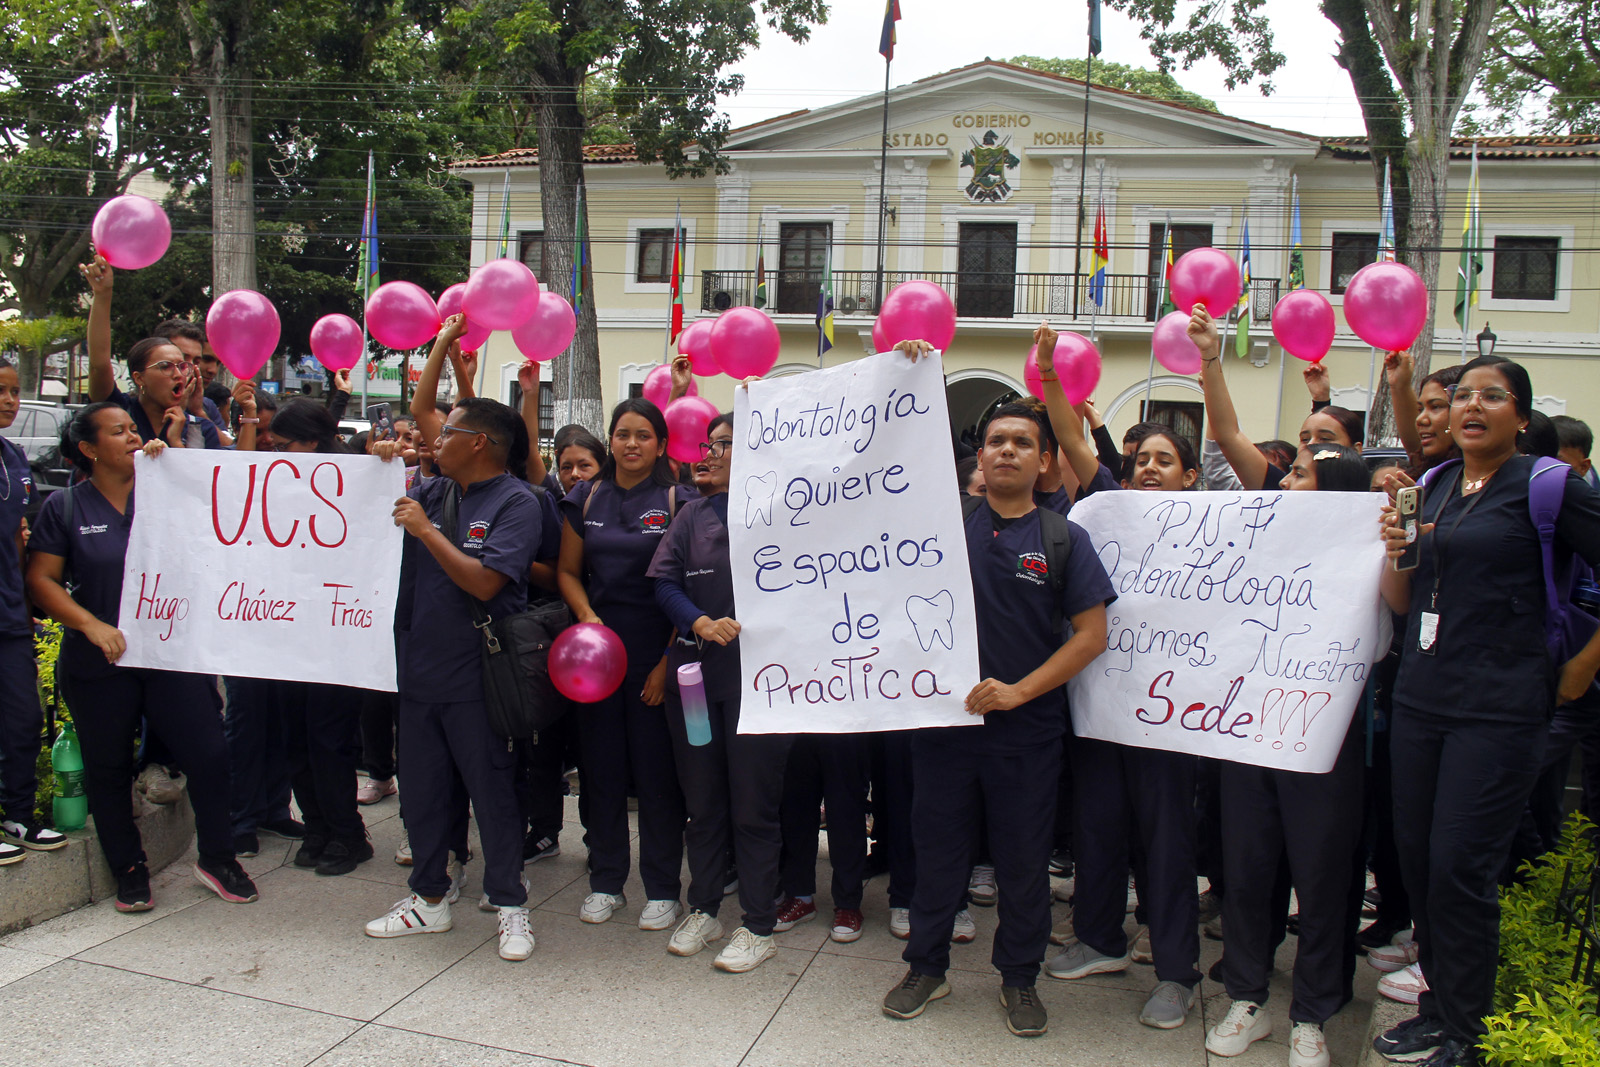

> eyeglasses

[
  {"left": 439, "top": 423, "right": 500, "bottom": 446},
  {"left": 1448, "top": 385, "right": 1517, "bottom": 408},
  {"left": 145, "top": 360, "right": 182, "bottom": 374},
  {"left": 699, "top": 439, "right": 732, "bottom": 459}
]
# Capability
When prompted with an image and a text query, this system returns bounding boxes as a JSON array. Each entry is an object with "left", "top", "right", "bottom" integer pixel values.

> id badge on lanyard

[{"left": 1420, "top": 473, "right": 1487, "bottom": 656}]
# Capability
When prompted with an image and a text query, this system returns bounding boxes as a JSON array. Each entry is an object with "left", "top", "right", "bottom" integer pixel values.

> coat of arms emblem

[{"left": 959, "top": 130, "right": 1020, "bottom": 203}]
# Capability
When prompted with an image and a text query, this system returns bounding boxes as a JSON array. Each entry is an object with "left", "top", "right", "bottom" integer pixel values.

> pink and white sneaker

[
  {"left": 1377, "top": 962, "right": 1428, "bottom": 1005},
  {"left": 1368, "top": 929, "right": 1420, "bottom": 973}
]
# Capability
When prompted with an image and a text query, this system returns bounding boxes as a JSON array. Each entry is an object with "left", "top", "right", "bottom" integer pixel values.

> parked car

[{"left": 1, "top": 401, "right": 78, "bottom": 522}]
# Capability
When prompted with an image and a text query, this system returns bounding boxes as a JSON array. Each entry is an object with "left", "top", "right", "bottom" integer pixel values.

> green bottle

[{"left": 51, "top": 724, "right": 86, "bottom": 832}]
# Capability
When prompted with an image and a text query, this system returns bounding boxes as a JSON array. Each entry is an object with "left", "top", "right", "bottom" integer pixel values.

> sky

[{"left": 724, "top": 0, "right": 1369, "bottom": 137}]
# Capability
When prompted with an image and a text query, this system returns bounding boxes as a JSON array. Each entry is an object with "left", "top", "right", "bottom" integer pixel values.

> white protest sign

[
  {"left": 117, "top": 449, "right": 405, "bottom": 690},
  {"left": 1066, "top": 490, "right": 1389, "bottom": 773},
  {"left": 730, "top": 351, "right": 980, "bottom": 733}
]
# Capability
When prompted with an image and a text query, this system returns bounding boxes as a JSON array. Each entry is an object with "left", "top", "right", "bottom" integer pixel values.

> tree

[
  {"left": 440, "top": 0, "right": 827, "bottom": 433},
  {"left": 1476, "top": 0, "right": 1600, "bottom": 133},
  {"left": 1008, "top": 55, "right": 1219, "bottom": 111},
  {"left": 1109, "top": 0, "right": 1496, "bottom": 440}
]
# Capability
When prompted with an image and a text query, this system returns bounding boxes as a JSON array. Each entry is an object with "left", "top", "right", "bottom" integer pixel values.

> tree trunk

[{"left": 533, "top": 65, "right": 604, "bottom": 435}]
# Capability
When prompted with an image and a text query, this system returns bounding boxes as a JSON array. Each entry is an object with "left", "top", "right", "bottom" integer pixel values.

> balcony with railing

[{"left": 701, "top": 269, "right": 1281, "bottom": 325}]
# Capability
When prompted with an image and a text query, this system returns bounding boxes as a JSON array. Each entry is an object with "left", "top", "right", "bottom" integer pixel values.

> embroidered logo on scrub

[
  {"left": 639, "top": 509, "right": 670, "bottom": 533},
  {"left": 464, "top": 520, "right": 491, "bottom": 548},
  {"left": 1016, "top": 552, "right": 1048, "bottom": 586}
]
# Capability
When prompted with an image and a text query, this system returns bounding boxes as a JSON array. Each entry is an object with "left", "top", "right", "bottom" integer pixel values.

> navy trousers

[
  {"left": 904, "top": 736, "right": 1058, "bottom": 987},
  {"left": 399, "top": 699, "right": 525, "bottom": 907},
  {"left": 877, "top": 730, "right": 917, "bottom": 909},
  {"left": 780, "top": 733, "right": 871, "bottom": 910},
  {"left": 0, "top": 635, "right": 41, "bottom": 824},
  {"left": 1071, "top": 736, "right": 1201, "bottom": 987},
  {"left": 279, "top": 681, "right": 365, "bottom": 845},
  {"left": 223, "top": 676, "right": 293, "bottom": 837}
]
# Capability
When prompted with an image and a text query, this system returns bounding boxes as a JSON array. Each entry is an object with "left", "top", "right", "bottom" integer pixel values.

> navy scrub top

[
  {"left": 561, "top": 477, "right": 691, "bottom": 661},
  {"left": 927, "top": 498, "right": 1114, "bottom": 753},
  {"left": 398, "top": 472, "right": 543, "bottom": 703},
  {"left": 647, "top": 494, "right": 739, "bottom": 703},
  {"left": 106, "top": 384, "right": 222, "bottom": 450},
  {"left": 29, "top": 481, "right": 132, "bottom": 677},
  {"left": 1394, "top": 455, "right": 1600, "bottom": 722},
  {"left": 0, "top": 438, "right": 33, "bottom": 635}
]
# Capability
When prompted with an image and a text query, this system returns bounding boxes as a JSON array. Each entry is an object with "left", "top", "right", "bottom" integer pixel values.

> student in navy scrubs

[
  {"left": 1374, "top": 358, "right": 1600, "bottom": 1066},
  {"left": 365, "top": 396, "right": 542, "bottom": 963},
  {"left": 558, "top": 397, "right": 690, "bottom": 931},
  {"left": 1205, "top": 444, "right": 1372, "bottom": 1067},
  {"left": 647, "top": 411, "right": 795, "bottom": 972},
  {"left": 1036, "top": 322, "right": 1206, "bottom": 1030},
  {"left": 26, "top": 403, "right": 254, "bottom": 908},
  {"left": 883, "top": 394, "right": 1111, "bottom": 1040},
  {"left": 0, "top": 361, "right": 61, "bottom": 864}
]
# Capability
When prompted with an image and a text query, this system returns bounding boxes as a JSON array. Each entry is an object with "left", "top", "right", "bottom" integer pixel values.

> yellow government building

[{"left": 454, "top": 60, "right": 1600, "bottom": 450}]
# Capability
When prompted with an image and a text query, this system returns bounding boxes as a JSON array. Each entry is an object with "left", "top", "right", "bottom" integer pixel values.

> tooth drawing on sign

[
  {"left": 906, "top": 590, "right": 956, "bottom": 652},
  {"left": 745, "top": 472, "right": 778, "bottom": 529}
]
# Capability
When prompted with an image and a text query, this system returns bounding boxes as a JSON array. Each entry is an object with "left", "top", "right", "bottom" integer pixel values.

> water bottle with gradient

[
  {"left": 677, "top": 663, "right": 713, "bottom": 747},
  {"left": 52, "top": 723, "right": 87, "bottom": 832}
]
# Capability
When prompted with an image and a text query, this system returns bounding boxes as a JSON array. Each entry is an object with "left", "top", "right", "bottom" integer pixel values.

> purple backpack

[{"left": 1422, "top": 456, "right": 1599, "bottom": 695}]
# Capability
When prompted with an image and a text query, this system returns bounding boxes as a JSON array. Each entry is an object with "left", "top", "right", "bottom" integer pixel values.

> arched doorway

[{"left": 946, "top": 368, "right": 1023, "bottom": 453}]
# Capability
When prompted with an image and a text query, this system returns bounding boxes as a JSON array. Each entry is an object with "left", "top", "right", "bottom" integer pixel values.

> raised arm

[
  {"left": 1195, "top": 307, "right": 1269, "bottom": 491},
  {"left": 410, "top": 316, "right": 462, "bottom": 444},
  {"left": 79, "top": 255, "right": 116, "bottom": 402},
  {"left": 518, "top": 361, "right": 549, "bottom": 485},
  {"left": 1034, "top": 323, "right": 1099, "bottom": 489},
  {"left": 1386, "top": 350, "right": 1423, "bottom": 462}
]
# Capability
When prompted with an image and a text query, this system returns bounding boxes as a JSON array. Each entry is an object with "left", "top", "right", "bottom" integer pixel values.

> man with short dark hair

[
  {"left": 365, "top": 396, "right": 543, "bottom": 963},
  {"left": 1553, "top": 415, "right": 1596, "bottom": 485},
  {"left": 883, "top": 398, "right": 1113, "bottom": 1038}
]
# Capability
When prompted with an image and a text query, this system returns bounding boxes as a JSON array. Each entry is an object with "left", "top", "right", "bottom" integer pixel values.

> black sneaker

[
  {"left": 233, "top": 832, "right": 260, "bottom": 858},
  {"left": 523, "top": 834, "right": 561, "bottom": 865},
  {"left": 1373, "top": 1014, "right": 1447, "bottom": 1062},
  {"left": 315, "top": 838, "right": 374, "bottom": 877},
  {"left": 1415, "top": 1038, "right": 1476, "bottom": 1067},
  {"left": 1048, "top": 849, "right": 1073, "bottom": 878},
  {"left": 999, "top": 984, "right": 1047, "bottom": 1036},
  {"left": 115, "top": 862, "right": 154, "bottom": 913},
  {"left": 1, "top": 819, "right": 68, "bottom": 851},
  {"left": 194, "top": 857, "right": 259, "bottom": 903},
  {"left": 294, "top": 834, "right": 328, "bottom": 868},
  {"left": 0, "top": 840, "right": 23, "bottom": 866},
  {"left": 259, "top": 818, "right": 306, "bottom": 841},
  {"left": 882, "top": 968, "right": 951, "bottom": 1019}
]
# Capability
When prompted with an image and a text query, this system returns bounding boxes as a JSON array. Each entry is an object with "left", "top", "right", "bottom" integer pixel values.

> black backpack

[{"left": 963, "top": 495, "right": 1073, "bottom": 636}]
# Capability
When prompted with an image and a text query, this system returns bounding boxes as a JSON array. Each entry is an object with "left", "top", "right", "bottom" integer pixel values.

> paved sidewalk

[{"left": 0, "top": 793, "right": 1378, "bottom": 1067}]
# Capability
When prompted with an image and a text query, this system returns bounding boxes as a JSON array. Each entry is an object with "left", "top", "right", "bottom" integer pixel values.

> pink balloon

[
  {"left": 309, "top": 313, "right": 364, "bottom": 372},
  {"left": 1024, "top": 333, "right": 1103, "bottom": 405},
  {"left": 1271, "top": 289, "right": 1337, "bottom": 362},
  {"left": 710, "top": 307, "right": 781, "bottom": 379},
  {"left": 871, "top": 317, "right": 890, "bottom": 354},
  {"left": 878, "top": 280, "right": 957, "bottom": 350},
  {"left": 677, "top": 319, "right": 719, "bottom": 376},
  {"left": 642, "top": 363, "right": 696, "bottom": 411},
  {"left": 1343, "top": 262, "right": 1428, "bottom": 352},
  {"left": 365, "top": 281, "right": 440, "bottom": 350},
  {"left": 512, "top": 292, "right": 577, "bottom": 363},
  {"left": 91, "top": 194, "right": 171, "bottom": 270},
  {"left": 463, "top": 257, "right": 540, "bottom": 331},
  {"left": 664, "top": 396, "right": 720, "bottom": 464},
  {"left": 436, "top": 284, "right": 492, "bottom": 352},
  {"left": 1169, "top": 247, "right": 1242, "bottom": 315},
  {"left": 549, "top": 623, "right": 628, "bottom": 703},
  {"left": 206, "top": 290, "right": 280, "bottom": 381},
  {"left": 1152, "top": 311, "right": 1203, "bottom": 375}
]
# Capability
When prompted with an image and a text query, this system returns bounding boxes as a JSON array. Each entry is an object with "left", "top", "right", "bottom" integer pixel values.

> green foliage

[
  {"left": 1475, "top": 0, "right": 1600, "bottom": 134},
  {"left": 31, "top": 620, "right": 67, "bottom": 825},
  {"left": 1009, "top": 55, "right": 1217, "bottom": 111},
  {"left": 1480, "top": 814, "right": 1600, "bottom": 1065},
  {"left": 1101, "top": 0, "right": 1285, "bottom": 92}
]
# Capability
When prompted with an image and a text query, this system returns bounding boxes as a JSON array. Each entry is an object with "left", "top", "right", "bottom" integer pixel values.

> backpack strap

[
  {"left": 1529, "top": 456, "right": 1572, "bottom": 652},
  {"left": 1037, "top": 506, "right": 1074, "bottom": 639}
]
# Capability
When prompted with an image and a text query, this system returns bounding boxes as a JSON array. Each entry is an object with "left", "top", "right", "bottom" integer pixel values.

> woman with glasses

[
  {"left": 558, "top": 396, "right": 690, "bottom": 933},
  {"left": 1374, "top": 356, "right": 1600, "bottom": 1067},
  {"left": 646, "top": 411, "right": 794, "bottom": 972},
  {"left": 81, "top": 256, "right": 220, "bottom": 449}
]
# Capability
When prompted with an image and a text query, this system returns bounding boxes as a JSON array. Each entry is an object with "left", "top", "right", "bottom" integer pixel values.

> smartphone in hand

[{"left": 1393, "top": 484, "right": 1423, "bottom": 571}]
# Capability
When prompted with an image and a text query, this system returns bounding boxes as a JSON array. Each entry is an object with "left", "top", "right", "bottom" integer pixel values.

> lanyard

[{"left": 1428, "top": 471, "right": 1489, "bottom": 609}]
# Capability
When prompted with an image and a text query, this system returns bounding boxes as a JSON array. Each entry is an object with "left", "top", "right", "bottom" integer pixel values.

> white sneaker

[
  {"left": 365, "top": 893, "right": 452, "bottom": 938},
  {"left": 1289, "top": 1021, "right": 1330, "bottom": 1067},
  {"left": 888, "top": 907, "right": 911, "bottom": 940},
  {"left": 581, "top": 891, "right": 626, "bottom": 923},
  {"left": 1368, "top": 929, "right": 1419, "bottom": 972},
  {"left": 713, "top": 926, "right": 776, "bottom": 973},
  {"left": 668, "top": 910, "right": 724, "bottom": 956},
  {"left": 446, "top": 858, "right": 464, "bottom": 905},
  {"left": 479, "top": 875, "right": 531, "bottom": 912},
  {"left": 951, "top": 908, "right": 977, "bottom": 944},
  {"left": 497, "top": 906, "right": 535, "bottom": 961},
  {"left": 394, "top": 827, "right": 412, "bottom": 866},
  {"left": 639, "top": 898, "right": 682, "bottom": 931},
  {"left": 1053, "top": 877, "right": 1074, "bottom": 903},
  {"left": 1205, "top": 999, "right": 1272, "bottom": 1055},
  {"left": 968, "top": 864, "right": 997, "bottom": 906},
  {"left": 1130, "top": 925, "right": 1153, "bottom": 964},
  {"left": 1378, "top": 962, "right": 1427, "bottom": 1004}
]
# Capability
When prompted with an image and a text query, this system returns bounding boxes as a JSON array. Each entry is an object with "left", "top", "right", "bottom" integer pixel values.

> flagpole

[
  {"left": 359, "top": 149, "right": 374, "bottom": 415},
  {"left": 1273, "top": 346, "right": 1287, "bottom": 436},
  {"left": 1144, "top": 215, "right": 1171, "bottom": 414},
  {"left": 664, "top": 200, "right": 681, "bottom": 365},
  {"left": 1071, "top": 0, "right": 1097, "bottom": 321},
  {"left": 1089, "top": 165, "right": 1103, "bottom": 344},
  {"left": 874, "top": 57, "right": 891, "bottom": 313}
]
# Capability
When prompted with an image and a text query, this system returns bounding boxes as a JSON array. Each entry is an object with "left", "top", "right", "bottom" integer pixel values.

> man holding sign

[{"left": 882, "top": 390, "right": 1112, "bottom": 1040}]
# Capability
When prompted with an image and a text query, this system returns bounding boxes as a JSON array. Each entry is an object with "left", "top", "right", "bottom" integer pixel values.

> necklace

[{"left": 1462, "top": 473, "right": 1492, "bottom": 495}]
